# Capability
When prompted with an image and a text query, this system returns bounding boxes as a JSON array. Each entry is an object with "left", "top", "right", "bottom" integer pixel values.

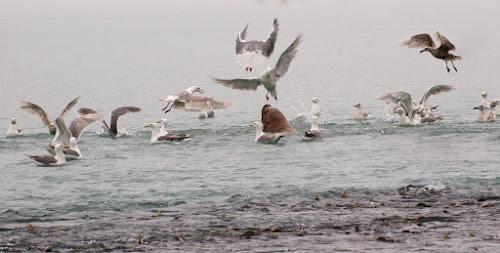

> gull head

[
  {"left": 186, "top": 86, "right": 204, "bottom": 95},
  {"left": 354, "top": 102, "right": 361, "bottom": 108},
  {"left": 10, "top": 118, "right": 16, "bottom": 124},
  {"left": 249, "top": 121, "right": 263, "bottom": 128},
  {"left": 312, "top": 97, "right": 320, "bottom": 104},
  {"left": 473, "top": 105, "right": 485, "bottom": 111},
  {"left": 393, "top": 107, "right": 405, "bottom": 115},
  {"left": 481, "top": 92, "right": 487, "bottom": 98},
  {"left": 144, "top": 123, "right": 157, "bottom": 129},
  {"left": 157, "top": 118, "right": 168, "bottom": 125}
]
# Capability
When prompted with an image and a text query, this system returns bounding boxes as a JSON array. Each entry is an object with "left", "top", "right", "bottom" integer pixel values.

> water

[{"left": 0, "top": 0, "right": 499, "bottom": 251}]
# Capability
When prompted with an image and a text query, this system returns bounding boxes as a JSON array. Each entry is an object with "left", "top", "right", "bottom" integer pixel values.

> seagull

[
  {"left": 159, "top": 86, "right": 231, "bottom": 114},
  {"left": 51, "top": 113, "right": 108, "bottom": 149},
  {"left": 27, "top": 143, "right": 67, "bottom": 166},
  {"left": 6, "top": 118, "right": 22, "bottom": 137},
  {"left": 401, "top": 32, "right": 461, "bottom": 72},
  {"left": 420, "top": 115, "right": 443, "bottom": 124},
  {"left": 261, "top": 104, "right": 297, "bottom": 134},
  {"left": 236, "top": 18, "right": 279, "bottom": 72},
  {"left": 19, "top": 97, "right": 80, "bottom": 135},
  {"left": 157, "top": 118, "right": 170, "bottom": 136},
  {"left": 213, "top": 33, "right": 303, "bottom": 100},
  {"left": 78, "top": 106, "right": 142, "bottom": 137},
  {"left": 353, "top": 102, "right": 370, "bottom": 120},
  {"left": 480, "top": 92, "right": 493, "bottom": 108},
  {"left": 144, "top": 123, "right": 191, "bottom": 143},
  {"left": 249, "top": 121, "right": 286, "bottom": 144},
  {"left": 392, "top": 105, "right": 415, "bottom": 126},
  {"left": 303, "top": 116, "right": 321, "bottom": 140},
  {"left": 378, "top": 85, "right": 456, "bottom": 124},
  {"left": 473, "top": 105, "right": 497, "bottom": 123},
  {"left": 63, "top": 137, "right": 82, "bottom": 160},
  {"left": 198, "top": 100, "right": 216, "bottom": 119},
  {"left": 310, "top": 97, "right": 322, "bottom": 117}
]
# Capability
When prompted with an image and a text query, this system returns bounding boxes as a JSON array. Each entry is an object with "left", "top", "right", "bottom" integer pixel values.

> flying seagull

[
  {"left": 236, "top": 18, "right": 279, "bottom": 72},
  {"left": 401, "top": 32, "right": 461, "bottom": 72},
  {"left": 213, "top": 33, "right": 303, "bottom": 100},
  {"left": 249, "top": 121, "right": 286, "bottom": 144},
  {"left": 51, "top": 113, "right": 108, "bottom": 148},
  {"left": 159, "top": 86, "right": 231, "bottom": 114},
  {"left": 78, "top": 106, "right": 142, "bottom": 137},
  {"left": 20, "top": 96, "right": 81, "bottom": 135}
]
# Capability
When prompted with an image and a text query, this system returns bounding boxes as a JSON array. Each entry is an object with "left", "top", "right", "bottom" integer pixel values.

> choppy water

[{"left": 1, "top": 0, "right": 499, "bottom": 251}]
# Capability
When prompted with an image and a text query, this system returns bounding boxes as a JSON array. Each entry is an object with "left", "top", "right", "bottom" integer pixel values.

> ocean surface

[{"left": 0, "top": 0, "right": 499, "bottom": 251}]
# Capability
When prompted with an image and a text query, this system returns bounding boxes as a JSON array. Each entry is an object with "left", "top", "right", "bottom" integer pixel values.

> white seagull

[
  {"left": 353, "top": 103, "right": 370, "bottom": 120},
  {"left": 310, "top": 97, "right": 322, "bottom": 117},
  {"left": 249, "top": 121, "right": 286, "bottom": 144},
  {"left": 236, "top": 19, "right": 279, "bottom": 72},
  {"left": 144, "top": 123, "right": 191, "bottom": 143},
  {"left": 213, "top": 33, "right": 303, "bottom": 100},
  {"left": 303, "top": 116, "right": 321, "bottom": 140},
  {"left": 159, "top": 86, "right": 231, "bottom": 114},
  {"left": 6, "top": 118, "right": 22, "bottom": 137}
]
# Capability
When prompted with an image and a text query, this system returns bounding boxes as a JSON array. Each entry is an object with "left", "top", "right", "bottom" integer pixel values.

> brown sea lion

[{"left": 261, "top": 104, "right": 297, "bottom": 134}]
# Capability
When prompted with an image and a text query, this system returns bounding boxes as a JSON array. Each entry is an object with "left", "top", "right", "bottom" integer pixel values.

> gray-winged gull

[
  {"left": 6, "top": 118, "right": 22, "bottom": 137},
  {"left": 51, "top": 113, "right": 108, "bottom": 149},
  {"left": 473, "top": 105, "right": 497, "bottom": 123},
  {"left": 303, "top": 116, "right": 321, "bottom": 140},
  {"left": 159, "top": 86, "right": 231, "bottom": 114},
  {"left": 78, "top": 106, "right": 142, "bottom": 137},
  {"left": 20, "top": 96, "right": 80, "bottom": 135},
  {"left": 401, "top": 32, "right": 461, "bottom": 72},
  {"left": 353, "top": 103, "right": 370, "bottom": 120},
  {"left": 27, "top": 143, "right": 67, "bottom": 166},
  {"left": 213, "top": 33, "right": 303, "bottom": 100},
  {"left": 236, "top": 18, "right": 279, "bottom": 72},
  {"left": 310, "top": 97, "right": 322, "bottom": 117},
  {"left": 144, "top": 123, "right": 191, "bottom": 143},
  {"left": 62, "top": 137, "right": 82, "bottom": 160},
  {"left": 250, "top": 121, "right": 286, "bottom": 144}
]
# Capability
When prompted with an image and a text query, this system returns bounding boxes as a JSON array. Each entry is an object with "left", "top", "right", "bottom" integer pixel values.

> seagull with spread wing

[
  {"left": 214, "top": 33, "right": 303, "bottom": 101},
  {"left": 377, "top": 85, "right": 456, "bottom": 125},
  {"left": 19, "top": 96, "right": 81, "bottom": 135},
  {"left": 158, "top": 86, "right": 231, "bottom": 114},
  {"left": 78, "top": 106, "right": 142, "bottom": 137},
  {"left": 236, "top": 18, "right": 279, "bottom": 72},
  {"left": 401, "top": 32, "right": 461, "bottom": 72}
]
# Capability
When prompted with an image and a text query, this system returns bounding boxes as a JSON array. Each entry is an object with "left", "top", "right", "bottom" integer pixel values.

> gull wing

[
  {"left": 78, "top": 107, "right": 110, "bottom": 131},
  {"left": 109, "top": 107, "right": 141, "bottom": 137},
  {"left": 212, "top": 77, "right": 262, "bottom": 91},
  {"left": 184, "top": 96, "right": 232, "bottom": 111},
  {"left": 378, "top": 91, "right": 413, "bottom": 110},
  {"left": 400, "top": 33, "right": 436, "bottom": 48},
  {"left": 236, "top": 24, "right": 249, "bottom": 53},
  {"left": 52, "top": 116, "right": 72, "bottom": 147},
  {"left": 69, "top": 113, "right": 108, "bottom": 140},
  {"left": 435, "top": 32, "right": 456, "bottom": 52},
  {"left": 19, "top": 101, "right": 52, "bottom": 128},
  {"left": 270, "top": 33, "right": 303, "bottom": 81},
  {"left": 420, "top": 85, "right": 456, "bottom": 106},
  {"left": 59, "top": 96, "right": 81, "bottom": 117}
]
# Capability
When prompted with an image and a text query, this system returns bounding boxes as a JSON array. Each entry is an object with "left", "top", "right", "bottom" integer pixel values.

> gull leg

[
  {"left": 445, "top": 61, "right": 450, "bottom": 72},
  {"left": 164, "top": 104, "right": 174, "bottom": 114},
  {"left": 246, "top": 67, "right": 249, "bottom": 71},
  {"left": 451, "top": 61, "right": 458, "bottom": 72},
  {"left": 162, "top": 102, "right": 171, "bottom": 111},
  {"left": 266, "top": 91, "right": 269, "bottom": 101},
  {"left": 249, "top": 67, "right": 252, "bottom": 72},
  {"left": 274, "top": 95, "right": 278, "bottom": 100}
]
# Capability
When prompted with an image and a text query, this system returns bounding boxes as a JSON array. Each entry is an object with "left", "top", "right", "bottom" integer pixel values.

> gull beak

[
  {"left": 157, "top": 121, "right": 161, "bottom": 123},
  {"left": 144, "top": 125, "right": 150, "bottom": 128},
  {"left": 249, "top": 124, "right": 254, "bottom": 127},
  {"left": 199, "top": 89, "right": 205, "bottom": 94},
  {"left": 64, "top": 146, "right": 70, "bottom": 149},
  {"left": 419, "top": 49, "right": 425, "bottom": 53},
  {"left": 473, "top": 106, "right": 480, "bottom": 110}
]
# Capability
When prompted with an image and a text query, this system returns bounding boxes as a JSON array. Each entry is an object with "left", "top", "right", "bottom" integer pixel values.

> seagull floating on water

[
  {"left": 62, "top": 137, "right": 82, "bottom": 160},
  {"left": 473, "top": 105, "right": 497, "bottom": 123},
  {"left": 250, "top": 121, "right": 286, "bottom": 144},
  {"left": 236, "top": 19, "right": 279, "bottom": 72},
  {"left": 6, "top": 118, "right": 22, "bottom": 138},
  {"left": 159, "top": 86, "right": 231, "bottom": 114},
  {"left": 303, "top": 116, "right": 321, "bottom": 140},
  {"left": 27, "top": 143, "right": 67, "bottom": 166},
  {"left": 353, "top": 103, "right": 370, "bottom": 120},
  {"left": 310, "top": 97, "right": 322, "bottom": 118},
  {"left": 144, "top": 123, "right": 191, "bottom": 143},
  {"left": 20, "top": 96, "right": 81, "bottom": 135},
  {"left": 401, "top": 32, "right": 461, "bottom": 72},
  {"left": 213, "top": 33, "right": 303, "bottom": 100},
  {"left": 78, "top": 106, "right": 142, "bottom": 137}
]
